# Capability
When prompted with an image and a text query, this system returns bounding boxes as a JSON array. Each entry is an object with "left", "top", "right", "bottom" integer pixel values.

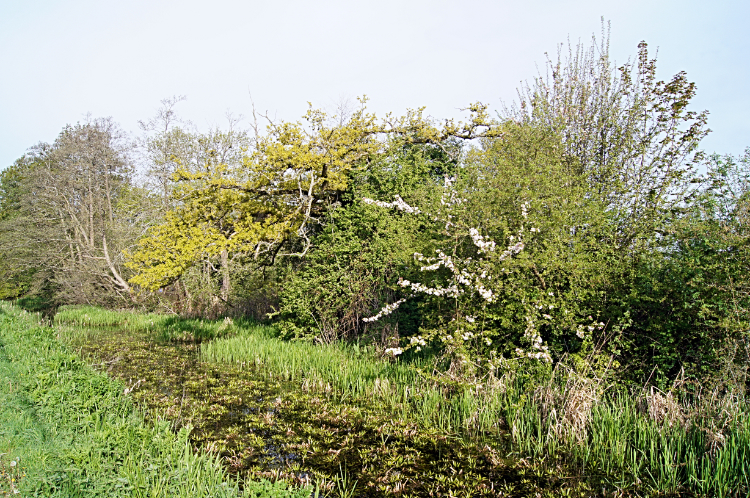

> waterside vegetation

[
  {"left": 3, "top": 29, "right": 750, "bottom": 496},
  {"left": 0, "top": 303, "right": 310, "bottom": 497},
  {"left": 56, "top": 305, "right": 750, "bottom": 497}
]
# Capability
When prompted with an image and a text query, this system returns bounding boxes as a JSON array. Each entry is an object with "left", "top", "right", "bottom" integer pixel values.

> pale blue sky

[{"left": 1, "top": 0, "right": 748, "bottom": 170}]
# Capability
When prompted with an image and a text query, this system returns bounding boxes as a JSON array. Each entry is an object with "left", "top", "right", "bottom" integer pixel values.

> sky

[{"left": 1, "top": 0, "right": 748, "bottom": 170}]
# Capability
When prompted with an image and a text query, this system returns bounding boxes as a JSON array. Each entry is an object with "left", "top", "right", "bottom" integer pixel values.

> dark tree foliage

[{"left": 0, "top": 118, "right": 141, "bottom": 306}]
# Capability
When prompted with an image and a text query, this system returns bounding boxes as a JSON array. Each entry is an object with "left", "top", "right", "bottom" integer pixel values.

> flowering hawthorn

[{"left": 362, "top": 175, "right": 555, "bottom": 365}]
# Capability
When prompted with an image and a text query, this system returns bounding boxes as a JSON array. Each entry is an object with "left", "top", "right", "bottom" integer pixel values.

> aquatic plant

[{"left": 202, "top": 321, "right": 750, "bottom": 496}]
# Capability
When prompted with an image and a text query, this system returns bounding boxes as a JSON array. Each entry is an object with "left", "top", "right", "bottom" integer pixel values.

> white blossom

[
  {"left": 498, "top": 241, "right": 525, "bottom": 261},
  {"left": 363, "top": 298, "right": 407, "bottom": 323},
  {"left": 469, "top": 228, "right": 496, "bottom": 253},
  {"left": 410, "top": 336, "right": 427, "bottom": 347},
  {"left": 362, "top": 195, "right": 421, "bottom": 214},
  {"left": 576, "top": 325, "right": 586, "bottom": 339}
]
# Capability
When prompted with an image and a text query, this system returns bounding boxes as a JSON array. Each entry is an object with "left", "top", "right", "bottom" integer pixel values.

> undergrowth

[
  {"left": 55, "top": 305, "right": 241, "bottom": 342},
  {"left": 202, "top": 316, "right": 750, "bottom": 497}
]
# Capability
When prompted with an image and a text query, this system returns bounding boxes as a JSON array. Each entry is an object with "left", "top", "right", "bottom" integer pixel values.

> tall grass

[
  {"left": 199, "top": 324, "right": 506, "bottom": 434},
  {"left": 202, "top": 322, "right": 750, "bottom": 496},
  {"left": 55, "top": 305, "right": 166, "bottom": 329},
  {"left": 201, "top": 324, "right": 424, "bottom": 394},
  {"left": 55, "top": 305, "right": 240, "bottom": 342},
  {"left": 505, "top": 376, "right": 750, "bottom": 497},
  {"left": 57, "top": 305, "right": 750, "bottom": 495},
  {"left": 0, "top": 303, "right": 311, "bottom": 497}
]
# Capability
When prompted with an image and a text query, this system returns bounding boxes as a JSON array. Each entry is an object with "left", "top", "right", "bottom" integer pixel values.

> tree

[
  {"left": 273, "top": 140, "right": 454, "bottom": 342},
  {"left": 490, "top": 29, "right": 715, "bottom": 382},
  {"left": 621, "top": 149, "right": 750, "bottom": 382},
  {"left": 137, "top": 95, "right": 195, "bottom": 208},
  {"left": 0, "top": 118, "right": 140, "bottom": 305},
  {"left": 506, "top": 26, "right": 709, "bottom": 249},
  {"left": 126, "top": 99, "right": 498, "bottom": 295},
  {"left": 357, "top": 122, "right": 615, "bottom": 373},
  {"left": 0, "top": 156, "right": 39, "bottom": 298}
]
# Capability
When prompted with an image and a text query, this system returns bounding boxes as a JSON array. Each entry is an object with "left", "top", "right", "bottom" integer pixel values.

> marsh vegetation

[{"left": 42, "top": 306, "right": 750, "bottom": 497}]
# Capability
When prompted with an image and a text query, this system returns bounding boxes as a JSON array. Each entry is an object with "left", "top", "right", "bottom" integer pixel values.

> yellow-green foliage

[{"left": 126, "top": 101, "right": 500, "bottom": 291}]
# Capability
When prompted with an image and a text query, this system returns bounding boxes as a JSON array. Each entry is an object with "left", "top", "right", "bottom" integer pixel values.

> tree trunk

[{"left": 220, "top": 249, "right": 230, "bottom": 302}]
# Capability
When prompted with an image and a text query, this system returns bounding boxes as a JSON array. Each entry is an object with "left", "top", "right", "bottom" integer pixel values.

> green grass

[
  {"left": 201, "top": 321, "right": 750, "bottom": 496},
  {"left": 13, "top": 293, "right": 55, "bottom": 315},
  {"left": 55, "top": 305, "right": 241, "bottom": 342},
  {"left": 55, "top": 305, "right": 165, "bottom": 328},
  {"left": 501, "top": 372, "right": 750, "bottom": 497},
  {"left": 56, "top": 305, "right": 750, "bottom": 496},
  {"left": 0, "top": 303, "right": 312, "bottom": 497},
  {"left": 199, "top": 324, "right": 509, "bottom": 436}
]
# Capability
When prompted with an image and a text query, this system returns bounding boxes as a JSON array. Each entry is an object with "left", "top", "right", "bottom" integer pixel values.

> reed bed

[
  {"left": 55, "top": 305, "right": 241, "bottom": 342},
  {"left": 202, "top": 324, "right": 750, "bottom": 497},
  {"left": 55, "top": 305, "right": 167, "bottom": 329},
  {"left": 55, "top": 305, "right": 750, "bottom": 495},
  {"left": 506, "top": 382, "right": 750, "bottom": 497}
]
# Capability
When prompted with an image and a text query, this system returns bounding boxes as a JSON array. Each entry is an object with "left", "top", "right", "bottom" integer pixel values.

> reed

[
  {"left": 202, "top": 323, "right": 750, "bottom": 496},
  {"left": 54, "top": 305, "right": 166, "bottom": 329},
  {"left": 53, "top": 305, "right": 750, "bottom": 495},
  {"left": 55, "top": 305, "right": 243, "bottom": 342}
]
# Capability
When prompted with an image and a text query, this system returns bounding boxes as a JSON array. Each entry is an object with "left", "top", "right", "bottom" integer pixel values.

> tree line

[{"left": 1, "top": 37, "right": 748, "bottom": 387}]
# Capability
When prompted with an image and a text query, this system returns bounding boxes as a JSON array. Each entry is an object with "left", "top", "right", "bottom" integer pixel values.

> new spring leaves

[{"left": 127, "top": 101, "right": 500, "bottom": 290}]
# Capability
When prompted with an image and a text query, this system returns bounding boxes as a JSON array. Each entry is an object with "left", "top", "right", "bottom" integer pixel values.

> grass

[
  {"left": 505, "top": 374, "right": 750, "bottom": 497},
  {"left": 55, "top": 305, "right": 241, "bottom": 342},
  {"left": 201, "top": 318, "right": 750, "bottom": 497},
  {"left": 56, "top": 305, "right": 750, "bottom": 496},
  {"left": 199, "top": 323, "right": 523, "bottom": 438},
  {"left": 0, "top": 303, "right": 312, "bottom": 497}
]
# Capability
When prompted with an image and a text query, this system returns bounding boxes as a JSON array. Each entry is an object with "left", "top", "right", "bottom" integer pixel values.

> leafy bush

[{"left": 274, "top": 143, "right": 450, "bottom": 343}]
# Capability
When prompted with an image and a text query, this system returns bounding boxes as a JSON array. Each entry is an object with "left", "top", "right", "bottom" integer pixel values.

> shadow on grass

[
  {"left": 14, "top": 294, "right": 56, "bottom": 318},
  {"left": 156, "top": 316, "right": 250, "bottom": 343}
]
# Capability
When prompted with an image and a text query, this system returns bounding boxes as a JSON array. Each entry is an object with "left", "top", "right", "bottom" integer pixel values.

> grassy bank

[
  {"left": 0, "top": 303, "right": 310, "bottom": 497},
  {"left": 55, "top": 305, "right": 241, "bottom": 342}
]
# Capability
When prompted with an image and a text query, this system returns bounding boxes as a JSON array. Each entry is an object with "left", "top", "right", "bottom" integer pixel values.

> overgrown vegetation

[
  {"left": 204, "top": 318, "right": 750, "bottom": 496},
  {"left": 2, "top": 26, "right": 750, "bottom": 496},
  {"left": 0, "top": 303, "right": 311, "bottom": 497},
  {"left": 54, "top": 305, "right": 750, "bottom": 496},
  {"left": 58, "top": 316, "right": 549, "bottom": 497}
]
